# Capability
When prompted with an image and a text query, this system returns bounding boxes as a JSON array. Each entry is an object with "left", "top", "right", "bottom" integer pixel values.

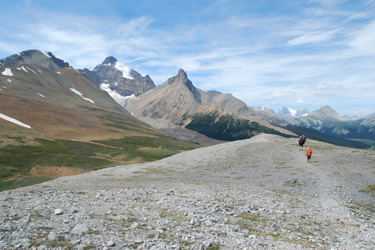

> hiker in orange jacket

[{"left": 306, "top": 147, "right": 312, "bottom": 163}]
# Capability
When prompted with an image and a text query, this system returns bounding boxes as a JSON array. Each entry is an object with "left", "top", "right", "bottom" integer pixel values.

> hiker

[
  {"left": 299, "top": 136, "right": 304, "bottom": 151},
  {"left": 302, "top": 135, "right": 306, "bottom": 145},
  {"left": 306, "top": 147, "right": 312, "bottom": 163}
]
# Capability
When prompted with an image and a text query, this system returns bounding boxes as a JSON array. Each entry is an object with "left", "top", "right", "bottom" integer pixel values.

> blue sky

[{"left": 1, "top": 0, "right": 374, "bottom": 116}]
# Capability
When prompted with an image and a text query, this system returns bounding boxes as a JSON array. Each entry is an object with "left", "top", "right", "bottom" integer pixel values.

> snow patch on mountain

[
  {"left": 0, "top": 113, "right": 31, "bottom": 129},
  {"left": 41, "top": 50, "right": 51, "bottom": 58},
  {"left": 1, "top": 68, "right": 13, "bottom": 76},
  {"left": 19, "top": 66, "right": 28, "bottom": 73},
  {"left": 100, "top": 83, "right": 136, "bottom": 106},
  {"left": 70, "top": 88, "right": 94, "bottom": 104},
  {"left": 115, "top": 62, "right": 134, "bottom": 80},
  {"left": 288, "top": 108, "right": 297, "bottom": 117}
]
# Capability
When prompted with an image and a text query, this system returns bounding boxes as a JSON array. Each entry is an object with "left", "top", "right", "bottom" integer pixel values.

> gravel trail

[{"left": 1, "top": 134, "right": 375, "bottom": 249}]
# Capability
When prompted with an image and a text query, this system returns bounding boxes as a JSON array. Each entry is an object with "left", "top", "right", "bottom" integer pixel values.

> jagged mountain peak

[
  {"left": 167, "top": 69, "right": 187, "bottom": 84},
  {"left": 96, "top": 56, "right": 141, "bottom": 80},
  {"left": 274, "top": 107, "right": 309, "bottom": 121},
  {"left": 177, "top": 68, "right": 188, "bottom": 79},
  {"left": 102, "top": 56, "right": 118, "bottom": 65},
  {"left": 165, "top": 69, "right": 201, "bottom": 103},
  {"left": 79, "top": 57, "right": 155, "bottom": 98}
]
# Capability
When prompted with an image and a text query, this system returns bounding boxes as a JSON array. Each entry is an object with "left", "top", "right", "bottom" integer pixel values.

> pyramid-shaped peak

[
  {"left": 165, "top": 69, "right": 201, "bottom": 103},
  {"left": 317, "top": 105, "right": 338, "bottom": 115},
  {"left": 312, "top": 105, "right": 346, "bottom": 121},
  {"left": 102, "top": 56, "right": 118, "bottom": 65}
]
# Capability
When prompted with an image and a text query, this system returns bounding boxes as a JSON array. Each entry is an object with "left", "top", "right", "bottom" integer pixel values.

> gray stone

[
  {"left": 71, "top": 224, "right": 88, "bottom": 236},
  {"left": 107, "top": 240, "right": 115, "bottom": 246},
  {"left": 47, "top": 231, "right": 58, "bottom": 241},
  {"left": 54, "top": 209, "right": 63, "bottom": 215}
]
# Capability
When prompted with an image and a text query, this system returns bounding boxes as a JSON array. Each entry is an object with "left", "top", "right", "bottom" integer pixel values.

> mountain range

[
  {"left": 1, "top": 50, "right": 374, "bottom": 148},
  {"left": 75, "top": 53, "right": 374, "bottom": 148},
  {"left": 255, "top": 106, "right": 309, "bottom": 121},
  {"left": 291, "top": 106, "right": 375, "bottom": 141}
]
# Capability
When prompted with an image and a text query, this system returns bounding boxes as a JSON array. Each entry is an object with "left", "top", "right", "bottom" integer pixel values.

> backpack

[{"left": 306, "top": 149, "right": 312, "bottom": 156}]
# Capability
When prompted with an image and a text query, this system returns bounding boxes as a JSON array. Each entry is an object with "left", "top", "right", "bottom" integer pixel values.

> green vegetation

[
  {"left": 234, "top": 176, "right": 246, "bottom": 180},
  {"left": 207, "top": 243, "right": 221, "bottom": 250},
  {"left": 360, "top": 184, "right": 375, "bottom": 196},
  {"left": 275, "top": 166, "right": 293, "bottom": 169},
  {"left": 1, "top": 176, "right": 53, "bottom": 191},
  {"left": 237, "top": 212, "right": 267, "bottom": 235},
  {"left": 94, "top": 134, "right": 199, "bottom": 162},
  {"left": 186, "top": 112, "right": 292, "bottom": 141},
  {"left": 238, "top": 213, "right": 263, "bottom": 221},
  {"left": 0, "top": 134, "right": 200, "bottom": 191},
  {"left": 284, "top": 180, "right": 302, "bottom": 187}
]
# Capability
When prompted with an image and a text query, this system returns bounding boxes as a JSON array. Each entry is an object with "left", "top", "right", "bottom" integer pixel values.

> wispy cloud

[{"left": 287, "top": 29, "right": 341, "bottom": 46}]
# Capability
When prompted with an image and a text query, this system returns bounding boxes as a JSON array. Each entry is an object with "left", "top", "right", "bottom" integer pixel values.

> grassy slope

[{"left": 0, "top": 134, "right": 200, "bottom": 192}]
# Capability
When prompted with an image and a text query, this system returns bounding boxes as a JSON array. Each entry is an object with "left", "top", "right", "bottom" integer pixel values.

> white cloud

[
  {"left": 117, "top": 16, "right": 154, "bottom": 37},
  {"left": 287, "top": 29, "right": 340, "bottom": 46},
  {"left": 309, "top": 82, "right": 344, "bottom": 91},
  {"left": 348, "top": 21, "right": 375, "bottom": 56}
]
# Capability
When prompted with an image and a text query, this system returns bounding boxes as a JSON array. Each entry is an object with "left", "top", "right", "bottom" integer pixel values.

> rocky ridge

[
  {"left": 1, "top": 134, "right": 374, "bottom": 249},
  {"left": 0, "top": 50, "right": 69, "bottom": 71}
]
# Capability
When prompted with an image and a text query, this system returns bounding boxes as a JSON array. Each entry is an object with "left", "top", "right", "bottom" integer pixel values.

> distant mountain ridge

[
  {"left": 255, "top": 106, "right": 309, "bottom": 121},
  {"left": 277, "top": 107, "right": 310, "bottom": 121},
  {"left": 291, "top": 106, "right": 375, "bottom": 142},
  {"left": 291, "top": 105, "right": 347, "bottom": 132}
]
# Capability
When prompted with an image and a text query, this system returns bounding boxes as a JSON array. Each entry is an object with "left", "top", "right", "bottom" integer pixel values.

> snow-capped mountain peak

[
  {"left": 275, "top": 107, "right": 310, "bottom": 121},
  {"left": 78, "top": 56, "right": 155, "bottom": 99},
  {"left": 255, "top": 106, "right": 275, "bottom": 114}
]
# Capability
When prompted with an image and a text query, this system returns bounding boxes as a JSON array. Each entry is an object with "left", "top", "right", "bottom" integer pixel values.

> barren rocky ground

[{"left": 1, "top": 134, "right": 375, "bottom": 249}]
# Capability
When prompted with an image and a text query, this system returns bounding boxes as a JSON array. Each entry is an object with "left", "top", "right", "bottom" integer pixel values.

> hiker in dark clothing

[{"left": 299, "top": 136, "right": 304, "bottom": 151}]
